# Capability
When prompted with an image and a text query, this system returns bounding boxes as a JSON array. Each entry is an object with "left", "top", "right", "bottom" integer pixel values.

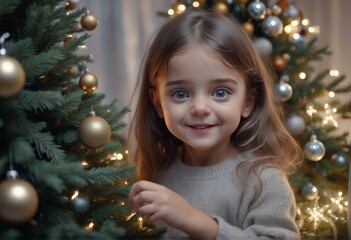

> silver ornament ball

[
  {"left": 248, "top": 1, "right": 267, "bottom": 20},
  {"left": 270, "top": 5, "right": 282, "bottom": 16},
  {"left": 253, "top": 37, "right": 273, "bottom": 56},
  {"left": 283, "top": 4, "right": 299, "bottom": 20},
  {"left": 331, "top": 154, "right": 349, "bottom": 170},
  {"left": 276, "top": 81, "right": 293, "bottom": 102},
  {"left": 301, "top": 183, "right": 318, "bottom": 200},
  {"left": 71, "top": 195, "right": 90, "bottom": 214},
  {"left": 262, "top": 15, "right": 283, "bottom": 37},
  {"left": 286, "top": 114, "right": 305, "bottom": 135},
  {"left": 304, "top": 135, "right": 326, "bottom": 161}
]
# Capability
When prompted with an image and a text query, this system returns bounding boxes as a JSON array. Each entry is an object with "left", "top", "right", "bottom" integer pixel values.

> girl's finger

[
  {"left": 128, "top": 180, "right": 163, "bottom": 202},
  {"left": 131, "top": 189, "right": 159, "bottom": 205}
]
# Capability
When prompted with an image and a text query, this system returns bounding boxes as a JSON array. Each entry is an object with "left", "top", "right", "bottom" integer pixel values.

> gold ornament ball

[
  {"left": 80, "top": 12, "right": 98, "bottom": 31},
  {"left": 243, "top": 22, "right": 254, "bottom": 35},
  {"left": 0, "top": 56, "right": 26, "bottom": 98},
  {"left": 0, "top": 178, "right": 39, "bottom": 224},
  {"left": 214, "top": 2, "right": 229, "bottom": 14},
  {"left": 79, "top": 72, "right": 98, "bottom": 93},
  {"left": 79, "top": 115, "right": 111, "bottom": 148}
]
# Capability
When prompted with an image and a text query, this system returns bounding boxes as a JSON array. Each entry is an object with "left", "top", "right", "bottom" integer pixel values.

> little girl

[{"left": 128, "top": 10, "right": 302, "bottom": 239}]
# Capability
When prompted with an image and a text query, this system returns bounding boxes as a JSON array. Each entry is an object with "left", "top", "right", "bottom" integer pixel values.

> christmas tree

[
  {"left": 162, "top": 0, "right": 350, "bottom": 239},
  {"left": 0, "top": 0, "right": 164, "bottom": 239}
]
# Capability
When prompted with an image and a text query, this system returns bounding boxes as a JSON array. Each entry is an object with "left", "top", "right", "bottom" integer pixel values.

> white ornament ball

[
  {"left": 286, "top": 114, "right": 305, "bottom": 135},
  {"left": 276, "top": 81, "right": 293, "bottom": 102},
  {"left": 248, "top": 1, "right": 267, "bottom": 20},
  {"left": 262, "top": 15, "right": 283, "bottom": 37},
  {"left": 253, "top": 37, "right": 273, "bottom": 56},
  {"left": 304, "top": 134, "right": 326, "bottom": 161}
]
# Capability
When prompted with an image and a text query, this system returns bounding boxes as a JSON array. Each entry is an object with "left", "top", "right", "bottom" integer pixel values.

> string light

[
  {"left": 192, "top": 1, "right": 200, "bottom": 7},
  {"left": 329, "top": 69, "right": 340, "bottom": 77},
  {"left": 71, "top": 190, "right": 79, "bottom": 200},
  {"left": 306, "top": 104, "right": 317, "bottom": 117},
  {"left": 85, "top": 222, "right": 94, "bottom": 230},
  {"left": 126, "top": 212, "right": 136, "bottom": 221},
  {"left": 138, "top": 217, "right": 144, "bottom": 228},
  {"left": 299, "top": 72, "right": 306, "bottom": 80},
  {"left": 168, "top": 9, "right": 175, "bottom": 15},
  {"left": 301, "top": 18, "right": 310, "bottom": 26},
  {"left": 322, "top": 103, "right": 338, "bottom": 128}
]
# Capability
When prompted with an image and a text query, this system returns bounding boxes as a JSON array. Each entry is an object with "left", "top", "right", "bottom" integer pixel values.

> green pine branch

[
  {"left": 0, "top": 0, "right": 21, "bottom": 16},
  {"left": 19, "top": 90, "right": 63, "bottom": 113}
]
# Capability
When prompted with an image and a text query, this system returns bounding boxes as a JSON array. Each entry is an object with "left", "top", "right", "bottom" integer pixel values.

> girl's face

[{"left": 151, "top": 45, "right": 254, "bottom": 163}]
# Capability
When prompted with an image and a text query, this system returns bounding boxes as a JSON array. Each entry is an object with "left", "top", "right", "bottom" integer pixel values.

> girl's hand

[{"left": 128, "top": 180, "right": 218, "bottom": 239}]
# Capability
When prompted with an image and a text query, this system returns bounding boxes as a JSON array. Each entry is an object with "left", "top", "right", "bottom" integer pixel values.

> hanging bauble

[
  {"left": 272, "top": 55, "right": 286, "bottom": 72},
  {"left": 239, "top": 0, "right": 248, "bottom": 4},
  {"left": 283, "top": 4, "right": 300, "bottom": 20},
  {"left": 214, "top": 1, "right": 229, "bottom": 14},
  {"left": 0, "top": 170, "right": 38, "bottom": 224},
  {"left": 0, "top": 55, "right": 26, "bottom": 98},
  {"left": 247, "top": 1, "right": 267, "bottom": 20},
  {"left": 67, "top": 66, "right": 77, "bottom": 76},
  {"left": 262, "top": 15, "right": 283, "bottom": 37},
  {"left": 79, "top": 71, "right": 98, "bottom": 93},
  {"left": 80, "top": 11, "right": 98, "bottom": 31},
  {"left": 301, "top": 182, "right": 318, "bottom": 201},
  {"left": 253, "top": 37, "right": 273, "bottom": 56},
  {"left": 63, "top": 34, "right": 75, "bottom": 47},
  {"left": 66, "top": 0, "right": 79, "bottom": 10},
  {"left": 243, "top": 21, "right": 254, "bottom": 35},
  {"left": 71, "top": 194, "right": 90, "bottom": 214},
  {"left": 276, "top": 81, "right": 292, "bottom": 102},
  {"left": 286, "top": 114, "right": 305, "bottom": 135},
  {"left": 78, "top": 110, "right": 111, "bottom": 148},
  {"left": 270, "top": 5, "right": 282, "bottom": 16},
  {"left": 289, "top": 33, "right": 305, "bottom": 47},
  {"left": 331, "top": 154, "right": 349, "bottom": 170},
  {"left": 304, "top": 134, "right": 326, "bottom": 161}
]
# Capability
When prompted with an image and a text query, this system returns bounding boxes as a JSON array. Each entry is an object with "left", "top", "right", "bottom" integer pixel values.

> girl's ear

[
  {"left": 241, "top": 93, "right": 255, "bottom": 118},
  {"left": 149, "top": 89, "right": 164, "bottom": 118}
]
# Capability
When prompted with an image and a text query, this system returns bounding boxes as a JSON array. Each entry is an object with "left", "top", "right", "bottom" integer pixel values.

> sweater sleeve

[{"left": 213, "top": 168, "right": 300, "bottom": 240}]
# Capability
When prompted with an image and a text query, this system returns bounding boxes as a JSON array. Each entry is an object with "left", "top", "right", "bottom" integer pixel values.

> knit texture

[{"left": 156, "top": 152, "right": 300, "bottom": 240}]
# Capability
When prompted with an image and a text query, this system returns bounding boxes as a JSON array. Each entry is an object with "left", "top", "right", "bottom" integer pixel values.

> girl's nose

[{"left": 190, "top": 97, "right": 211, "bottom": 116}]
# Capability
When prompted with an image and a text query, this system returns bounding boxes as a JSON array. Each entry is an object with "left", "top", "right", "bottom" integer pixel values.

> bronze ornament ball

[
  {"left": 0, "top": 56, "right": 26, "bottom": 98},
  {"left": 80, "top": 11, "right": 98, "bottom": 31},
  {"left": 0, "top": 178, "right": 39, "bottom": 224},
  {"left": 79, "top": 72, "right": 98, "bottom": 93},
  {"left": 78, "top": 115, "right": 111, "bottom": 148}
]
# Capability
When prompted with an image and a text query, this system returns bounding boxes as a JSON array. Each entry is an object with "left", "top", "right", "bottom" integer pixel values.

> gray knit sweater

[{"left": 156, "top": 152, "right": 300, "bottom": 240}]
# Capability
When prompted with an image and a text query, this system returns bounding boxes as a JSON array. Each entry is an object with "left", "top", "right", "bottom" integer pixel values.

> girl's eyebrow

[
  {"left": 211, "top": 78, "right": 238, "bottom": 85},
  {"left": 165, "top": 78, "right": 238, "bottom": 87},
  {"left": 165, "top": 79, "right": 187, "bottom": 87}
]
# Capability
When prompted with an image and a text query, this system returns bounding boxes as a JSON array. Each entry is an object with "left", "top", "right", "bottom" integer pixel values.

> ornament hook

[{"left": 0, "top": 32, "right": 10, "bottom": 55}]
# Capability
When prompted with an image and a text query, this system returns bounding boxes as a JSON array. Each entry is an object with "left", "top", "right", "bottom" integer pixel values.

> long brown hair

[{"left": 128, "top": 10, "right": 302, "bottom": 181}]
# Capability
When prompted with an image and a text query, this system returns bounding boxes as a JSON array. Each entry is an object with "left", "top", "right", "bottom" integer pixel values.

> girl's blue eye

[
  {"left": 172, "top": 90, "right": 188, "bottom": 100},
  {"left": 213, "top": 88, "right": 229, "bottom": 99}
]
